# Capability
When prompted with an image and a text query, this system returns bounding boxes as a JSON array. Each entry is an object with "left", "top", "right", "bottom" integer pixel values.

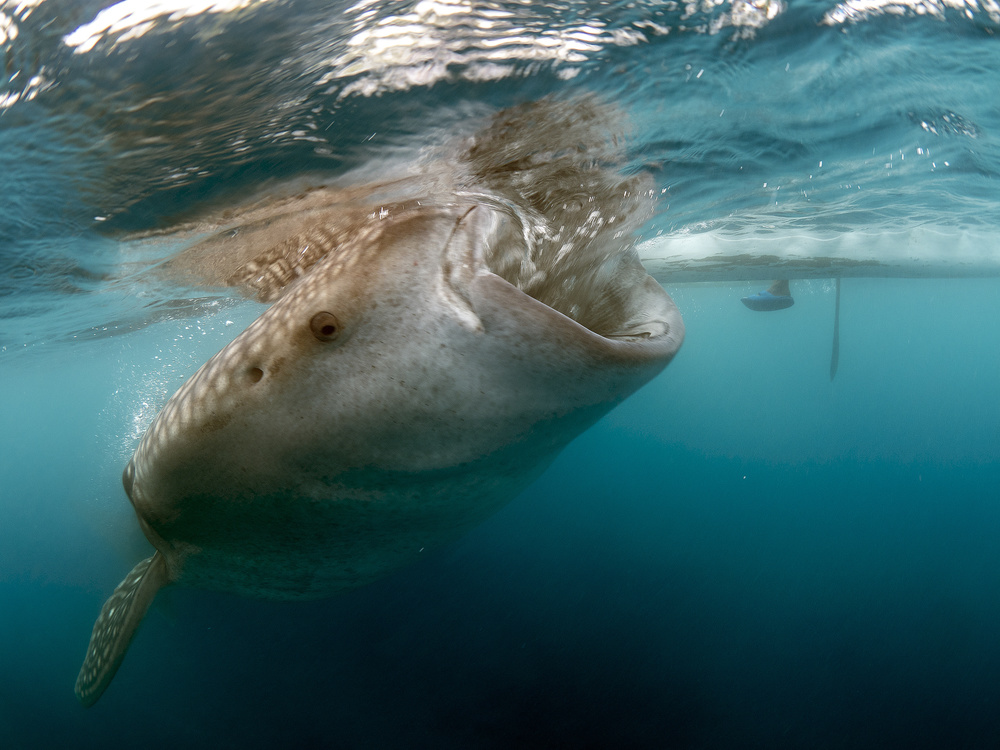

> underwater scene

[{"left": 2, "top": 1, "right": 1000, "bottom": 747}]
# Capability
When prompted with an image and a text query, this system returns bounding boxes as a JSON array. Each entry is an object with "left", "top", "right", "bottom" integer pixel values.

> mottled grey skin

[
  {"left": 75, "top": 99, "right": 684, "bottom": 707},
  {"left": 131, "top": 204, "right": 680, "bottom": 597}
]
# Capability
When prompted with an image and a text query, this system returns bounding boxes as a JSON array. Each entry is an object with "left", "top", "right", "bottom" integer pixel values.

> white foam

[{"left": 638, "top": 226, "right": 1000, "bottom": 282}]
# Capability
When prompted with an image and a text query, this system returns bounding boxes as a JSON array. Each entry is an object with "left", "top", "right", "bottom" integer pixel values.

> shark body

[{"left": 75, "top": 101, "right": 685, "bottom": 706}]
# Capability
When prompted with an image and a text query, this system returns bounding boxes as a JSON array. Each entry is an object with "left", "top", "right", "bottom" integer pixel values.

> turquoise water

[{"left": 3, "top": 1, "right": 1000, "bottom": 747}]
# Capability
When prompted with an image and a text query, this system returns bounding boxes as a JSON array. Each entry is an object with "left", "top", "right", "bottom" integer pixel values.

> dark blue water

[{"left": 3, "top": 1, "right": 1000, "bottom": 747}]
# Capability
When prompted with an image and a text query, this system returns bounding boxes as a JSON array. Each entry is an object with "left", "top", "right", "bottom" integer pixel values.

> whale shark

[{"left": 74, "top": 99, "right": 685, "bottom": 706}]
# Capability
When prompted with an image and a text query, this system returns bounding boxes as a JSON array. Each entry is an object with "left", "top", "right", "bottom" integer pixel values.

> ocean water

[{"left": 3, "top": 1, "right": 1000, "bottom": 748}]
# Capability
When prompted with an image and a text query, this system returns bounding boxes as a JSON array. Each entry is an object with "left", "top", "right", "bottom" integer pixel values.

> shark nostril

[
  {"left": 248, "top": 367, "right": 264, "bottom": 383},
  {"left": 310, "top": 311, "right": 340, "bottom": 342}
]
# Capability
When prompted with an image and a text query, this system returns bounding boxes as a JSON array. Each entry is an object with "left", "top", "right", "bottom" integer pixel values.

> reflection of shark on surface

[{"left": 74, "top": 99, "right": 685, "bottom": 706}]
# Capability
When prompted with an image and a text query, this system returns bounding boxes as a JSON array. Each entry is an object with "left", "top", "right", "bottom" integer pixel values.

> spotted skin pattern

[
  {"left": 75, "top": 203, "right": 683, "bottom": 706},
  {"left": 74, "top": 100, "right": 686, "bottom": 707},
  {"left": 133, "top": 215, "right": 380, "bottom": 486},
  {"left": 75, "top": 554, "right": 167, "bottom": 708}
]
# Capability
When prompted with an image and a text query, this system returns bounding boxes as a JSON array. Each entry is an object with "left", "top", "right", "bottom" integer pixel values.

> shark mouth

[
  {"left": 459, "top": 97, "right": 676, "bottom": 342},
  {"left": 154, "top": 96, "right": 677, "bottom": 342}
]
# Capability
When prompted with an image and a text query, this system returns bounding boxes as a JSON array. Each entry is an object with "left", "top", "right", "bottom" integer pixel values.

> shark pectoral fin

[{"left": 75, "top": 552, "right": 169, "bottom": 707}]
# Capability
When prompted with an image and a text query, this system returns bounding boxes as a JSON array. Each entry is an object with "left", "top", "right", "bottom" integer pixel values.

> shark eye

[{"left": 309, "top": 311, "right": 341, "bottom": 342}]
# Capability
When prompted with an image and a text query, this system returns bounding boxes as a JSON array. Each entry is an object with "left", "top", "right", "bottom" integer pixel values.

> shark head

[
  {"left": 125, "top": 200, "right": 682, "bottom": 590},
  {"left": 77, "top": 97, "right": 684, "bottom": 707}
]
